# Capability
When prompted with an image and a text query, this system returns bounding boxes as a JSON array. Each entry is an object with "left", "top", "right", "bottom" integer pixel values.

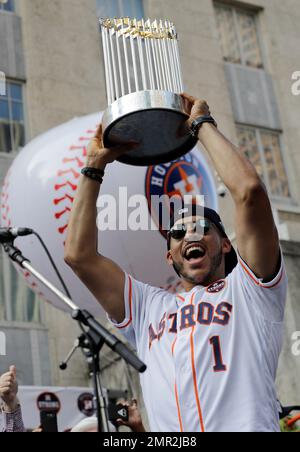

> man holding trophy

[{"left": 65, "top": 18, "right": 287, "bottom": 432}]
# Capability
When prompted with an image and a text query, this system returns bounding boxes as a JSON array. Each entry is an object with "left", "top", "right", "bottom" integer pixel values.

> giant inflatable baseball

[{"left": 0, "top": 112, "right": 218, "bottom": 316}]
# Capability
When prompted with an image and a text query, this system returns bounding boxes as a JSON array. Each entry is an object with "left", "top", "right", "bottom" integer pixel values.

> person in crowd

[
  {"left": 71, "top": 398, "right": 145, "bottom": 432},
  {"left": 0, "top": 366, "right": 25, "bottom": 433},
  {"left": 116, "top": 398, "right": 146, "bottom": 432}
]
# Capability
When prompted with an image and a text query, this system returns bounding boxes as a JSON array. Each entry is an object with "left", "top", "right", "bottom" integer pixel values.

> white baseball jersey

[{"left": 109, "top": 251, "right": 287, "bottom": 432}]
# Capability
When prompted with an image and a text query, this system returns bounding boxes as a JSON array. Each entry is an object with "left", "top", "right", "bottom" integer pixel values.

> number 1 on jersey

[{"left": 210, "top": 336, "right": 227, "bottom": 372}]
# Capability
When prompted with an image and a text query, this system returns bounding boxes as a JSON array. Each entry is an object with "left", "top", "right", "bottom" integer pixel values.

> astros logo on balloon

[{"left": 146, "top": 153, "right": 218, "bottom": 238}]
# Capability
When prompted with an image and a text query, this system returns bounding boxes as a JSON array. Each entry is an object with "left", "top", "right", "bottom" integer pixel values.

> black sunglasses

[{"left": 168, "top": 219, "right": 213, "bottom": 241}]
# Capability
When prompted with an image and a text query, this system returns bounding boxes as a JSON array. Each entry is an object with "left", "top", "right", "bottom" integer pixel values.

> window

[
  {"left": 215, "top": 3, "right": 263, "bottom": 69},
  {"left": 237, "top": 125, "right": 290, "bottom": 199},
  {"left": 0, "top": 81, "right": 25, "bottom": 153},
  {"left": 96, "top": 0, "right": 144, "bottom": 19},
  {"left": 0, "top": 249, "right": 41, "bottom": 323},
  {"left": 0, "top": 0, "right": 14, "bottom": 12}
]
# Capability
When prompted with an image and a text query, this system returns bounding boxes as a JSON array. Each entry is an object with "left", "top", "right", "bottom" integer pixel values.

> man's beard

[{"left": 173, "top": 248, "right": 223, "bottom": 286}]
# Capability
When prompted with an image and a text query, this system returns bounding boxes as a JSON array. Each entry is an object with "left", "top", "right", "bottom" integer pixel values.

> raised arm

[
  {"left": 64, "top": 126, "right": 134, "bottom": 323},
  {"left": 181, "top": 93, "right": 280, "bottom": 281}
]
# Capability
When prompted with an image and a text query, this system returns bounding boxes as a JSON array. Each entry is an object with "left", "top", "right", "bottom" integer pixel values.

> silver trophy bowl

[{"left": 102, "top": 90, "right": 197, "bottom": 166}]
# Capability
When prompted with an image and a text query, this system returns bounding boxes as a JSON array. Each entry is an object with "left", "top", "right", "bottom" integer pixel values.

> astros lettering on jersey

[{"left": 109, "top": 251, "right": 287, "bottom": 433}]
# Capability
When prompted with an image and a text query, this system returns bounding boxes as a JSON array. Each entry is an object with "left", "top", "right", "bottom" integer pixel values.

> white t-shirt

[{"left": 109, "top": 252, "right": 288, "bottom": 432}]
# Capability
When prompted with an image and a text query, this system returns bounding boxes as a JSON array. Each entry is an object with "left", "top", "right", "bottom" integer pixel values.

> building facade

[{"left": 0, "top": 0, "right": 299, "bottom": 426}]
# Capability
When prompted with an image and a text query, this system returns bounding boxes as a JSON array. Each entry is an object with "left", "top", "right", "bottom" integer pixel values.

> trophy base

[{"left": 102, "top": 91, "right": 198, "bottom": 166}]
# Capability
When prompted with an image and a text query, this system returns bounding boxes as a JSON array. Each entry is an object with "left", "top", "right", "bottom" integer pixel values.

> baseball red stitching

[
  {"left": 1, "top": 169, "right": 11, "bottom": 228},
  {"left": 53, "top": 126, "right": 98, "bottom": 240}
]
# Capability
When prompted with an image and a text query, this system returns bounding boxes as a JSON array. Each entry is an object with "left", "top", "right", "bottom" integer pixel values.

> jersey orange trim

[
  {"left": 265, "top": 269, "right": 284, "bottom": 289},
  {"left": 171, "top": 337, "right": 177, "bottom": 356},
  {"left": 175, "top": 382, "right": 184, "bottom": 432},
  {"left": 176, "top": 294, "right": 185, "bottom": 302},
  {"left": 171, "top": 337, "right": 184, "bottom": 432},
  {"left": 239, "top": 258, "right": 284, "bottom": 289},
  {"left": 116, "top": 274, "right": 133, "bottom": 329},
  {"left": 190, "top": 292, "right": 205, "bottom": 433},
  {"left": 239, "top": 259, "right": 260, "bottom": 286}
]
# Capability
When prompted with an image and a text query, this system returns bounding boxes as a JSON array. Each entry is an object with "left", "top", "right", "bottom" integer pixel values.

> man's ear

[
  {"left": 222, "top": 238, "right": 232, "bottom": 255},
  {"left": 166, "top": 250, "right": 174, "bottom": 266}
]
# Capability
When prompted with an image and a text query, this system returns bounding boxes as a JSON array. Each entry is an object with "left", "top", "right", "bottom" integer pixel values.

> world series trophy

[{"left": 100, "top": 18, "right": 198, "bottom": 166}]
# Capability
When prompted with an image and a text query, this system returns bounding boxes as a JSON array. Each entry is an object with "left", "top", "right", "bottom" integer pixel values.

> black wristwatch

[{"left": 190, "top": 115, "right": 217, "bottom": 138}]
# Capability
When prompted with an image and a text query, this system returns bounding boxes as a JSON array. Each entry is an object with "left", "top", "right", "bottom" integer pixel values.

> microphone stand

[{"left": 1, "top": 239, "right": 147, "bottom": 433}]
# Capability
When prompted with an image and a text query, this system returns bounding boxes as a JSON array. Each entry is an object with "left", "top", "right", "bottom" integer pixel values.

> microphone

[{"left": 0, "top": 227, "right": 34, "bottom": 244}]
